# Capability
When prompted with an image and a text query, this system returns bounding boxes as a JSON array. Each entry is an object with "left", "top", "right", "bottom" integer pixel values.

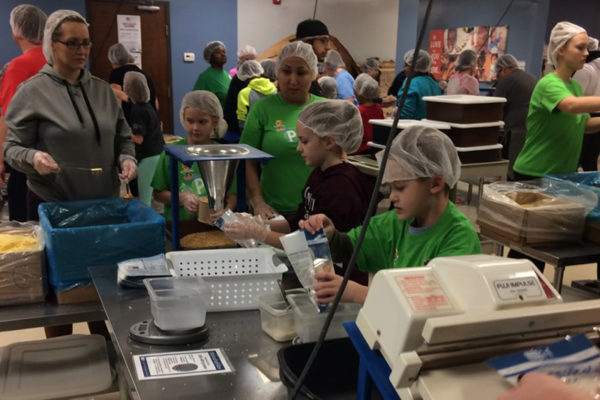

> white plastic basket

[{"left": 166, "top": 248, "right": 288, "bottom": 312}]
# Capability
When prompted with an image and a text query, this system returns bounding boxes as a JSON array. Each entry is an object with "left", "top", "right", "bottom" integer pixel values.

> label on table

[{"left": 133, "top": 348, "right": 233, "bottom": 380}]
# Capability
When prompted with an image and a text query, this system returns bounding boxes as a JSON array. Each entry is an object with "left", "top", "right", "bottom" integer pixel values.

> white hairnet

[
  {"left": 108, "top": 43, "right": 134, "bottom": 66},
  {"left": 318, "top": 76, "right": 337, "bottom": 99},
  {"left": 589, "top": 37, "right": 599, "bottom": 51},
  {"left": 203, "top": 40, "right": 226, "bottom": 63},
  {"left": 180, "top": 90, "right": 228, "bottom": 138},
  {"left": 10, "top": 4, "right": 46, "bottom": 44},
  {"left": 548, "top": 21, "right": 587, "bottom": 67},
  {"left": 123, "top": 71, "right": 150, "bottom": 104},
  {"left": 237, "top": 60, "right": 263, "bottom": 81},
  {"left": 43, "top": 10, "right": 88, "bottom": 65},
  {"left": 324, "top": 49, "right": 346, "bottom": 71},
  {"left": 403, "top": 49, "right": 432, "bottom": 73},
  {"left": 354, "top": 73, "right": 380, "bottom": 99},
  {"left": 455, "top": 49, "right": 477, "bottom": 72},
  {"left": 260, "top": 59, "right": 277, "bottom": 81},
  {"left": 237, "top": 44, "right": 257, "bottom": 58},
  {"left": 495, "top": 54, "right": 519, "bottom": 71},
  {"left": 376, "top": 125, "right": 461, "bottom": 187},
  {"left": 277, "top": 41, "right": 318, "bottom": 79},
  {"left": 297, "top": 99, "right": 363, "bottom": 154},
  {"left": 361, "top": 57, "right": 380, "bottom": 72}
]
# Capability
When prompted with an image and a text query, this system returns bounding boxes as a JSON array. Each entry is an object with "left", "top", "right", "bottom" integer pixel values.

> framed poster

[{"left": 430, "top": 25, "right": 508, "bottom": 82}]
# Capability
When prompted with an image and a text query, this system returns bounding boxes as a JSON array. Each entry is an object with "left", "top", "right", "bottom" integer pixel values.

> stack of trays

[{"left": 423, "top": 95, "right": 507, "bottom": 163}]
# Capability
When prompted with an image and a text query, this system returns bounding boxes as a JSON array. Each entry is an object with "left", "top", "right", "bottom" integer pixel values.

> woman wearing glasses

[{"left": 4, "top": 10, "right": 137, "bottom": 219}]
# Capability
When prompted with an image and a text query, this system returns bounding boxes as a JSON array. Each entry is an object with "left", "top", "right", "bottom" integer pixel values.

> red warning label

[{"left": 396, "top": 273, "right": 454, "bottom": 312}]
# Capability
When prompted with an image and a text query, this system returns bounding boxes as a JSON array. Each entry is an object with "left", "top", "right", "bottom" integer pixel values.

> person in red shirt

[
  {"left": 0, "top": 5, "right": 47, "bottom": 221},
  {"left": 353, "top": 73, "right": 384, "bottom": 154}
]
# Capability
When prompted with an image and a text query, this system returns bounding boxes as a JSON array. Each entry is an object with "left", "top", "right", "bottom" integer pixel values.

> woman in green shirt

[
  {"left": 513, "top": 22, "right": 600, "bottom": 179},
  {"left": 240, "top": 41, "right": 322, "bottom": 218}
]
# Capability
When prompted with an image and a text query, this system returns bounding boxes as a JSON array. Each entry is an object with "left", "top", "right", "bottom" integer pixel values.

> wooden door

[{"left": 86, "top": 0, "right": 173, "bottom": 134}]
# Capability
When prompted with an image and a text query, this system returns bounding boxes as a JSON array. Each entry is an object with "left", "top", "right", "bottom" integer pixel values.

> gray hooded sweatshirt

[{"left": 4, "top": 64, "right": 135, "bottom": 202}]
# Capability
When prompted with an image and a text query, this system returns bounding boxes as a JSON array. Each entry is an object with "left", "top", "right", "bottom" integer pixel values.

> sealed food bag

[
  {"left": 487, "top": 334, "right": 600, "bottom": 396},
  {"left": 304, "top": 229, "right": 334, "bottom": 276},
  {"left": 478, "top": 179, "right": 595, "bottom": 245},
  {"left": 0, "top": 221, "right": 46, "bottom": 305}
]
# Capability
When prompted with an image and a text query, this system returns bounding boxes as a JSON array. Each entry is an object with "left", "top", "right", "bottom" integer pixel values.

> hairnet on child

[
  {"left": 10, "top": 4, "right": 46, "bottom": 44},
  {"left": 203, "top": 40, "right": 226, "bottom": 63},
  {"left": 277, "top": 41, "right": 318, "bottom": 79},
  {"left": 297, "top": 99, "right": 363, "bottom": 154},
  {"left": 354, "top": 73, "right": 380, "bottom": 100},
  {"left": 589, "top": 37, "right": 599, "bottom": 51},
  {"left": 180, "top": 90, "right": 228, "bottom": 138},
  {"left": 237, "top": 60, "right": 264, "bottom": 81},
  {"left": 324, "top": 49, "right": 346, "bottom": 71},
  {"left": 123, "top": 71, "right": 150, "bottom": 104},
  {"left": 237, "top": 44, "right": 257, "bottom": 58},
  {"left": 108, "top": 43, "right": 134, "bottom": 66},
  {"left": 43, "top": 10, "right": 88, "bottom": 64},
  {"left": 361, "top": 57, "right": 380, "bottom": 73},
  {"left": 547, "top": 21, "right": 587, "bottom": 67},
  {"left": 495, "top": 54, "right": 519, "bottom": 71},
  {"left": 260, "top": 59, "right": 277, "bottom": 81},
  {"left": 318, "top": 76, "right": 338, "bottom": 99},
  {"left": 455, "top": 49, "right": 477, "bottom": 72},
  {"left": 376, "top": 125, "right": 461, "bottom": 187},
  {"left": 403, "top": 49, "right": 432, "bottom": 73}
]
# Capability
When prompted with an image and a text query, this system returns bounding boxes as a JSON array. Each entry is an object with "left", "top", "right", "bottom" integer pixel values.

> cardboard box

[
  {"left": 478, "top": 189, "right": 586, "bottom": 246},
  {"left": 54, "top": 284, "right": 99, "bottom": 305},
  {"left": 0, "top": 224, "right": 46, "bottom": 306}
]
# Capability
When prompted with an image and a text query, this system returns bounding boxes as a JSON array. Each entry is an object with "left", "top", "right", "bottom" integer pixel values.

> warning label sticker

[{"left": 396, "top": 273, "right": 455, "bottom": 313}]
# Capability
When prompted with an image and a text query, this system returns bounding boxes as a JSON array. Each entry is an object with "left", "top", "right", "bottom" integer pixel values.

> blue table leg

[
  {"left": 168, "top": 154, "right": 181, "bottom": 250},
  {"left": 236, "top": 160, "right": 246, "bottom": 212}
]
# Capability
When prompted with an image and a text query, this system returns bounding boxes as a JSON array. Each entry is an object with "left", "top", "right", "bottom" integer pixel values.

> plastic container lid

[
  {"left": 0, "top": 334, "right": 112, "bottom": 400},
  {"left": 455, "top": 143, "right": 503, "bottom": 152},
  {"left": 423, "top": 95, "right": 507, "bottom": 104},
  {"left": 423, "top": 119, "right": 505, "bottom": 129},
  {"left": 368, "top": 118, "right": 451, "bottom": 130}
]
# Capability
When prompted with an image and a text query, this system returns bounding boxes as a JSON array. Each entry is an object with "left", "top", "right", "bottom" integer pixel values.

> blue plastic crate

[
  {"left": 546, "top": 172, "right": 600, "bottom": 222},
  {"left": 39, "top": 198, "right": 165, "bottom": 291}
]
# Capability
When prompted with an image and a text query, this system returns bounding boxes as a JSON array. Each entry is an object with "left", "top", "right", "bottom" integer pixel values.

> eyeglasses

[{"left": 54, "top": 39, "right": 92, "bottom": 50}]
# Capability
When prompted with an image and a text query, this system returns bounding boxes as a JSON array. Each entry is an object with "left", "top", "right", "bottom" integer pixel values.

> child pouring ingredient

[
  {"left": 300, "top": 125, "right": 482, "bottom": 304},
  {"left": 224, "top": 100, "right": 374, "bottom": 283},
  {"left": 151, "top": 90, "right": 236, "bottom": 223}
]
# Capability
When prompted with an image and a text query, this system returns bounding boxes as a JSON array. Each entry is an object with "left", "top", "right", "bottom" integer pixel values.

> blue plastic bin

[{"left": 39, "top": 198, "right": 165, "bottom": 292}]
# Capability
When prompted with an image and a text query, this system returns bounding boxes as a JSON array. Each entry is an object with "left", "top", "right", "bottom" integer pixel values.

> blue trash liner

[
  {"left": 39, "top": 198, "right": 165, "bottom": 292},
  {"left": 546, "top": 172, "right": 600, "bottom": 221}
]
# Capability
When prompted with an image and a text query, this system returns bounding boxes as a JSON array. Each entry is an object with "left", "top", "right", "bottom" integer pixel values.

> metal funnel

[{"left": 186, "top": 145, "right": 244, "bottom": 210}]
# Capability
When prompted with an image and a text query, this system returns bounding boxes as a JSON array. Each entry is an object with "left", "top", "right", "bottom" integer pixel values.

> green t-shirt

[
  {"left": 192, "top": 67, "right": 231, "bottom": 109},
  {"left": 151, "top": 139, "right": 236, "bottom": 221},
  {"left": 239, "top": 93, "right": 322, "bottom": 213},
  {"left": 513, "top": 73, "right": 590, "bottom": 177},
  {"left": 347, "top": 202, "right": 481, "bottom": 273}
]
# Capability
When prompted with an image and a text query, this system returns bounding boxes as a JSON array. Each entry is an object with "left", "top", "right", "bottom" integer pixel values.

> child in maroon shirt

[
  {"left": 354, "top": 73, "right": 384, "bottom": 154},
  {"left": 225, "top": 100, "right": 374, "bottom": 283}
]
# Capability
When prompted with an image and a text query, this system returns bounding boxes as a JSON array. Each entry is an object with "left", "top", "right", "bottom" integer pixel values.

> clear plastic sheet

[
  {"left": 0, "top": 221, "right": 46, "bottom": 305},
  {"left": 478, "top": 179, "right": 596, "bottom": 245},
  {"left": 547, "top": 172, "right": 600, "bottom": 222},
  {"left": 39, "top": 198, "right": 165, "bottom": 292}
]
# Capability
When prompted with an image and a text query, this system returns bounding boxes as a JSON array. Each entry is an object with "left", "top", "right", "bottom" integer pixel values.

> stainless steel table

[
  {"left": 90, "top": 266, "right": 287, "bottom": 400},
  {"left": 0, "top": 298, "right": 105, "bottom": 332}
]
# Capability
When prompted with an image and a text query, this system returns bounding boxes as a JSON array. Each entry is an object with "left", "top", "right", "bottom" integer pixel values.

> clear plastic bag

[
  {"left": 0, "top": 221, "right": 46, "bottom": 305},
  {"left": 478, "top": 179, "right": 596, "bottom": 245}
]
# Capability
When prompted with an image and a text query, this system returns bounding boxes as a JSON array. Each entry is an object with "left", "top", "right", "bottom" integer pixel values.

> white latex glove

[
  {"left": 119, "top": 159, "right": 137, "bottom": 181},
  {"left": 33, "top": 151, "right": 60, "bottom": 175},
  {"left": 180, "top": 192, "right": 199, "bottom": 215},
  {"left": 223, "top": 214, "right": 269, "bottom": 243}
]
